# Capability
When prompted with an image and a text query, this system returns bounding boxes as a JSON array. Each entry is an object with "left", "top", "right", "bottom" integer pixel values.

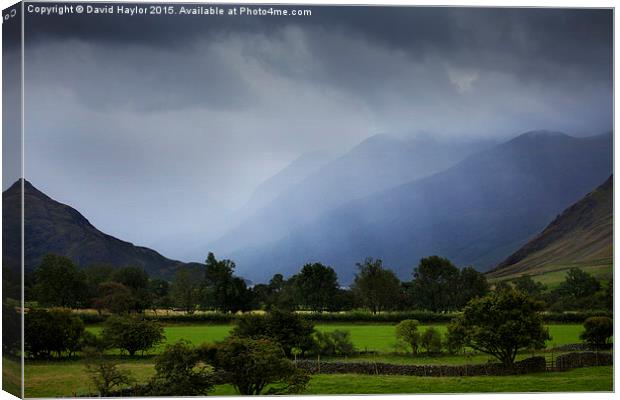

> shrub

[
  {"left": 395, "top": 319, "right": 421, "bottom": 354},
  {"left": 204, "top": 337, "right": 309, "bottom": 395},
  {"left": 102, "top": 315, "right": 164, "bottom": 356},
  {"left": 25, "top": 309, "right": 85, "bottom": 358},
  {"left": 420, "top": 327, "right": 442, "bottom": 354},
  {"left": 232, "top": 310, "right": 314, "bottom": 357},
  {"left": 311, "top": 330, "right": 356, "bottom": 356},
  {"left": 83, "top": 347, "right": 134, "bottom": 396},
  {"left": 580, "top": 316, "right": 613, "bottom": 347},
  {"left": 445, "top": 322, "right": 466, "bottom": 354},
  {"left": 144, "top": 340, "right": 215, "bottom": 396}
]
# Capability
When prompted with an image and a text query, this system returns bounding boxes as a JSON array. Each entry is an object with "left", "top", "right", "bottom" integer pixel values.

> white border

[{"left": 0, "top": 1, "right": 616, "bottom": 400}]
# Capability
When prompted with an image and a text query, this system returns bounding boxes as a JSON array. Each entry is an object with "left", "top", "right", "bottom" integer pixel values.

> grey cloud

[{"left": 19, "top": 5, "right": 613, "bottom": 259}]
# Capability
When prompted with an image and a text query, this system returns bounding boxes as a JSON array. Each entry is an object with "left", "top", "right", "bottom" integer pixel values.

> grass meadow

[
  {"left": 20, "top": 323, "right": 602, "bottom": 397},
  {"left": 85, "top": 323, "right": 585, "bottom": 354}
]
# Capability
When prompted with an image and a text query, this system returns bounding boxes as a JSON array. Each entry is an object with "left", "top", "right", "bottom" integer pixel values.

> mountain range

[
  {"left": 488, "top": 174, "right": 613, "bottom": 279},
  {"left": 208, "top": 134, "right": 494, "bottom": 257},
  {"left": 2, "top": 130, "right": 613, "bottom": 284},
  {"left": 2, "top": 180, "right": 200, "bottom": 278},
  {"left": 227, "top": 131, "right": 613, "bottom": 283}
]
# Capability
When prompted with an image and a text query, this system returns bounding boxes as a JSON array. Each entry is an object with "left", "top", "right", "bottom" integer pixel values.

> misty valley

[
  {"left": 2, "top": 129, "right": 614, "bottom": 397},
  {"left": 2, "top": 5, "right": 613, "bottom": 397}
]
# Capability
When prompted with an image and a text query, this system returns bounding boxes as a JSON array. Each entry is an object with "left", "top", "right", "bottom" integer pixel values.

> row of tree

[
  {"left": 26, "top": 253, "right": 611, "bottom": 314},
  {"left": 27, "top": 254, "right": 490, "bottom": 314}
]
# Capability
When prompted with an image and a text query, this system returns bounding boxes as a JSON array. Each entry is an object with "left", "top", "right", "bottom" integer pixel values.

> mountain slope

[
  {"left": 211, "top": 135, "right": 494, "bottom": 255},
  {"left": 230, "top": 131, "right": 613, "bottom": 283},
  {"left": 2, "top": 180, "right": 199, "bottom": 278},
  {"left": 487, "top": 175, "right": 613, "bottom": 279},
  {"left": 243, "top": 150, "right": 335, "bottom": 215}
]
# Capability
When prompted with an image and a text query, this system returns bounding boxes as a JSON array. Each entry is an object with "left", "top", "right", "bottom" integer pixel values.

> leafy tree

[
  {"left": 204, "top": 337, "right": 309, "bottom": 395},
  {"left": 83, "top": 264, "right": 114, "bottom": 306},
  {"left": 2, "top": 303, "right": 21, "bottom": 356},
  {"left": 34, "top": 254, "right": 87, "bottom": 308},
  {"left": 92, "top": 282, "right": 135, "bottom": 314},
  {"left": 329, "top": 288, "right": 357, "bottom": 312},
  {"left": 351, "top": 258, "right": 401, "bottom": 314},
  {"left": 111, "top": 266, "right": 152, "bottom": 312},
  {"left": 513, "top": 275, "right": 547, "bottom": 297},
  {"left": 420, "top": 327, "right": 442, "bottom": 354},
  {"left": 232, "top": 311, "right": 315, "bottom": 357},
  {"left": 456, "top": 266, "right": 489, "bottom": 307},
  {"left": 145, "top": 340, "right": 215, "bottom": 396},
  {"left": 311, "top": 330, "right": 356, "bottom": 356},
  {"left": 171, "top": 268, "right": 201, "bottom": 314},
  {"left": 252, "top": 273, "right": 297, "bottom": 311},
  {"left": 294, "top": 263, "right": 340, "bottom": 312},
  {"left": 102, "top": 316, "right": 164, "bottom": 356},
  {"left": 83, "top": 347, "right": 134, "bottom": 396},
  {"left": 149, "top": 278, "right": 172, "bottom": 312},
  {"left": 24, "top": 309, "right": 85, "bottom": 358},
  {"left": 557, "top": 268, "right": 600, "bottom": 299},
  {"left": 395, "top": 319, "right": 421, "bottom": 355},
  {"left": 448, "top": 289, "right": 550, "bottom": 367},
  {"left": 445, "top": 322, "right": 466, "bottom": 354},
  {"left": 603, "top": 280, "right": 613, "bottom": 311},
  {"left": 493, "top": 280, "right": 512, "bottom": 292},
  {"left": 580, "top": 316, "right": 613, "bottom": 347},
  {"left": 203, "top": 252, "right": 252, "bottom": 312},
  {"left": 411, "top": 256, "right": 460, "bottom": 312}
]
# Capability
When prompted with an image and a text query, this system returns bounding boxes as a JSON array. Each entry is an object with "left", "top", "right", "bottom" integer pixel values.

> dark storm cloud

[
  {"left": 25, "top": 5, "right": 612, "bottom": 83},
  {"left": 20, "top": 4, "right": 613, "bottom": 260}
]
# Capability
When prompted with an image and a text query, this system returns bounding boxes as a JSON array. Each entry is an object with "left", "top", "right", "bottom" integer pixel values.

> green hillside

[{"left": 487, "top": 175, "right": 612, "bottom": 286}]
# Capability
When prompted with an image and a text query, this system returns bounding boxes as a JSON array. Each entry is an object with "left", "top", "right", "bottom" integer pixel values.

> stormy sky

[{"left": 11, "top": 4, "right": 613, "bottom": 261}]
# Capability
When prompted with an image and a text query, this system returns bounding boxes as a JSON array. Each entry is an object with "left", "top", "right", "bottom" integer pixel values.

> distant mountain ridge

[
  {"left": 2, "top": 180, "right": 200, "bottom": 278},
  {"left": 229, "top": 131, "right": 613, "bottom": 283},
  {"left": 488, "top": 174, "right": 613, "bottom": 278},
  {"left": 210, "top": 134, "right": 494, "bottom": 256}
]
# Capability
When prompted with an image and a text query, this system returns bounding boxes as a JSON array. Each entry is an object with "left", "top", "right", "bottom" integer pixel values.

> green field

[
  {"left": 22, "top": 322, "right": 599, "bottom": 397},
  {"left": 299, "top": 367, "right": 613, "bottom": 394},
  {"left": 20, "top": 356, "right": 613, "bottom": 397},
  {"left": 86, "top": 323, "right": 585, "bottom": 354}
]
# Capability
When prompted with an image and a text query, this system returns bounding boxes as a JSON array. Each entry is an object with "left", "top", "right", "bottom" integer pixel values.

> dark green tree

[
  {"left": 83, "top": 347, "right": 134, "bottom": 396},
  {"left": 557, "top": 268, "right": 601, "bottom": 299},
  {"left": 171, "top": 268, "right": 201, "bottom": 314},
  {"left": 411, "top": 256, "right": 460, "bottom": 312},
  {"left": 493, "top": 280, "right": 512, "bottom": 292},
  {"left": 580, "top": 316, "right": 613, "bottom": 347},
  {"left": 311, "top": 330, "right": 356, "bottom": 356},
  {"left": 456, "top": 266, "right": 490, "bottom": 307},
  {"left": 145, "top": 340, "right": 215, "bottom": 396},
  {"left": 204, "top": 337, "right": 309, "bottom": 395},
  {"left": 420, "top": 327, "right": 442, "bottom": 354},
  {"left": 445, "top": 322, "right": 467, "bottom": 354},
  {"left": 83, "top": 264, "right": 114, "bottom": 307},
  {"left": 395, "top": 319, "right": 421, "bottom": 355},
  {"left": 102, "top": 316, "right": 165, "bottom": 356},
  {"left": 513, "top": 275, "right": 547, "bottom": 297},
  {"left": 2, "top": 303, "right": 21, "bottom": 356},
  {"left": 34, "top": 254, "right": 87, "bottom": 308},
  {"left": 203, "top": 252, "right": 252, "bottom": 312},
  {"left": 232, "top": 311, "right": 315, "bottom": 357},
  {"left": 351, "top": 258, "right": 401, "bottom": 314},
  {"left": 92, "top": 282, "right": 135, "bottom": 314},
  {"left": 149, "top": 278, "right": 172, "bottom": 312},
  {"left": 294, "top": 262, "right": 339, "bottom": 312},
  {"left": 111, "top": 266, "right": 152, "bottom": 312},
  {"left": 24, "top": 309, "right": 85, "bottom": 358},
  {"left": 448, "top": 289, "right": 550, "bottom": 367}
]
